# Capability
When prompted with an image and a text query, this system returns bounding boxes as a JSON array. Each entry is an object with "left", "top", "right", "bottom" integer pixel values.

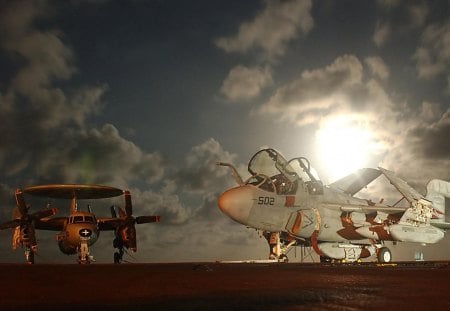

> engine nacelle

[{"left": 117, "top": 225, "right": 137, "bottom": 251}]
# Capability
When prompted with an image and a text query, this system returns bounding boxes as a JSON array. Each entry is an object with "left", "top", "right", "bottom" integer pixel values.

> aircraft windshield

[
  {"left": 288, "top": 157, "right": 321, "bottom": 182},
  {"left": 246, "top": 149, "right": 323, "bottom": 195},
  {"left": 248, "top": 149, "right": 297, "bottom": 182},
  {"left": 247, "top": 149, "right": 298, "bottom": 194}
]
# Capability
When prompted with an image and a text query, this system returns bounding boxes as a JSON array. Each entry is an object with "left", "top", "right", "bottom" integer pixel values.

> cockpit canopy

[
  {"left": 246, "top": 148, "right": 323, "bottom": 195},
  {"left": 68, "top": 215, "right": 96, "bottom": 224}
]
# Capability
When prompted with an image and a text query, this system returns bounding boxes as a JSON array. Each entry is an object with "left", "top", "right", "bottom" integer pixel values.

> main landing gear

[
  {"left": 264, "top": 231, "right": 295, "bottom": 262},
  {"left": 24, "top": 246, "right": 35, "bottom": 264},
  {"left": 377, "top": 247, "right": 392, "bottom": 263},
  {"left": 113, "top": 237, "right": 124, "bottom": 264}
]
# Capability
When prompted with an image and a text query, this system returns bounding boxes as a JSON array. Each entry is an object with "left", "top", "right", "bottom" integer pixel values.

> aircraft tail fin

[{"left": 426, "top": 179, "right": 450, "bottom": 229}]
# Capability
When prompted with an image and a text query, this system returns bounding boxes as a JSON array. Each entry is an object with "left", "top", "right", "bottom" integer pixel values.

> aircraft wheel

[
  {"left": 279, "top": 254, "right": 289, "bottom": 263},
  {"left": 114, "top": 252, "right": 121, "bottom": 264},
  {"left": 377, "top": 247, "right": 392, "bottom": 263},
  {"left": 26, "top": 251, "right": 35, "bottom": 264},
  {"left": 113, "top": 238, "right": 121, "bottom": 249},
  {"left": 320, "top": 256, "right": 331, "bottom": 263}
]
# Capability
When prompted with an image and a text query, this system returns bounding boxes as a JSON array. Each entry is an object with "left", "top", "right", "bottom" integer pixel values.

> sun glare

[{"left": 316, "top": 117, "right": 377, "bottom": 182}]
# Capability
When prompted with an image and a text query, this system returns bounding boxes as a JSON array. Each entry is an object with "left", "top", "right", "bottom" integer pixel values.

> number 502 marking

[{"left": 258, "top": 197, "right": 275, "bottom": 205}]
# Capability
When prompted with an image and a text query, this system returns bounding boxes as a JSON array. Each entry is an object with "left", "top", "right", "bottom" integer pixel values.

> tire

[
  {"left": 320, "top": 256, "right": 331, "bottom": 263},
  {"left": 279, "top": 254, "right": 289, "bottom": 263},
  {"left": 377, "top": 247, "right": 392, "bottom": 263},
  {"left": 114, "top": 252, "right": 121, "bottom": 264},
  {"left": 27, "top": 251, "right": 35, "bottom": 265}
]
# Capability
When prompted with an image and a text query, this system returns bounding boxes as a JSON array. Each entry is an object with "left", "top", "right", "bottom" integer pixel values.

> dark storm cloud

[
  {"left": 373, "top": 0, "right": 429, "bottom": 47},
  {"left": 0, "top": 0, "right": 167, "bottom": 188},
  {"left": 174, "top": 138, "right": 237, "bottom": 192},
  {"left": 414, "top": 19, "right": 450, "bottom": 81},
  {"left": 407, "top": 110, "right": 450, "bottom": 160},
  {"left": 0, "top": 0, "right": 250, "bottom": 262}
]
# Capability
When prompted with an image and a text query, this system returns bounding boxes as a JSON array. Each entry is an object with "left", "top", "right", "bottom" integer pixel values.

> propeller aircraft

[
  {"left": 217, "top": 148, "right": 450, "bottom": 263},
  {"left": 0, "top": 184, "right": 160, "bottom": 264}
]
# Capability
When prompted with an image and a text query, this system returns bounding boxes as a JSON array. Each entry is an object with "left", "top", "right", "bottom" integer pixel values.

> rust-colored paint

[
  {"left": 310, "top": 230, "right": 324, "bottom": 256},
  {"left": 369, "top": 225, "right": 393, "bottom": 240},
  {"left": 291, "top": 213, "right": 302, "bottom": 235},
  {"left": 338, "top": 212, "right": 366, "bottom": 240},
  {"left": 360, "top": 248, "right": 371, "bottom": 258},
  {"left": 336, "top": 227, "right": 367, "bottom": 240},
  {"left": 285, "top": 195, "right": 295, "bottom": 207}
]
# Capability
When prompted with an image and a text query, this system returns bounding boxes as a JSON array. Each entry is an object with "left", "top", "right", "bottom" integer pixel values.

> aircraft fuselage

[{"left": 57, "top": 211, "right": 99, "bottom": 255}]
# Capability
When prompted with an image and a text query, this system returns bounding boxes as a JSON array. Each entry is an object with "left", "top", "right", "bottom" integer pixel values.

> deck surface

[{"left": 1, "top": 262, "right": 449, "bottom": 310}]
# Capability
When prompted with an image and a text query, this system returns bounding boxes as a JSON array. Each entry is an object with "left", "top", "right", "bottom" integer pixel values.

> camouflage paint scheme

[{"left": 218, "top": 148, "right": 450, "bottom": 263}]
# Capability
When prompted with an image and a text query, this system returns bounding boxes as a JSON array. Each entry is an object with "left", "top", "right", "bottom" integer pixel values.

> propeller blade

[
  {"left": 110, "top": 205, "right": 117, "bottom": 218},
  {"left": 0, "top": 219, "right": 21, "bottom": 230},
  {"left": 135, "top": 215, "right": 160, "bottom": 224},
  {"left": 124, "top": 190, "right": 132, "bottom": 216},
  {"left": 30, "top": 208, "right": 58, "bottom": 220},
  {"left": 15, "top": 189, "right": 28, "bottom": 216}
]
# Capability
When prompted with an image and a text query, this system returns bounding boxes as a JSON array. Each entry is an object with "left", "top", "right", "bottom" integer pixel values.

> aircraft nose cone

[{"left": 218, "top": 186, "right": 253, "bottom": 225}]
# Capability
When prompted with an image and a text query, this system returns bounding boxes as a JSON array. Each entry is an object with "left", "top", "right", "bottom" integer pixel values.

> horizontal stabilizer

[{"left": 329, "top": 168, "right": 382, "bottom": 196}]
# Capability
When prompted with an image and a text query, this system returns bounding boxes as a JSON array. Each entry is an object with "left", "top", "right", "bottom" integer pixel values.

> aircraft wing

[
  {"left": 97, "top": 216, "right": 160, "bottom": 231},
  {"left": 329, "top": 168, "right": 382, "bottom": 196},
  {"left": 34, "top": 217, "right": 66, "bottom": 231},
  {"left": 378, "top": 167, "right": 423, "bottom": 203},
  {"left": 97, "top": 218, "right": 124, "bottom": 231},
  {"left": 322, "top": 203, "right": 406, "bottom": 214}
]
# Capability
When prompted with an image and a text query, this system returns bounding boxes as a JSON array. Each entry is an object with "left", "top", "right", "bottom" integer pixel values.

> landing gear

[
  {"left": 77, "top": 238, "right": 91, "bottom": 264},
  {"left": 24, "top": 247, "right": 35, "bottom": 264},
  {"left": 263, "top": 231, "right": 294, "bottom": 262},
  {"left": 377, "top": 247, "right": 392, "bottom": 263},
  {"left": 113, "top": 237, "right": 124, "bottom": 264},
  {"left": 320, "top": 256, "right": 331, "bottom": 263}
]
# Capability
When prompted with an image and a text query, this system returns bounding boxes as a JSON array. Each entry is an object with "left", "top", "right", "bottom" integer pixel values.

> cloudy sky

[{"left": 0, "top": 0, "right": 449, "bottom": 263}]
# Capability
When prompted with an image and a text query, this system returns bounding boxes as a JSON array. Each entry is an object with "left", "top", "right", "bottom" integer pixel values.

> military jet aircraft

[
  {"left": 217, "top": 148, "right": 450, "bottom": 263},
  {"left": 0, "top": 184, "right": 160, "bottom": 264}
]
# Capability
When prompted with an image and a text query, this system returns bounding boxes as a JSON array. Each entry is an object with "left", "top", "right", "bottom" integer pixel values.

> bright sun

[{"left": 316, "top": 117, "right": 377, "bottom": 182}]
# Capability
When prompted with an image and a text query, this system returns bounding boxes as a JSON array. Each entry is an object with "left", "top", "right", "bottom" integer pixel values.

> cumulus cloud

[
  {"left": 256, "top": 53, "right": 449, "bottom": 188},
  {"left": 365, "top": 56, "right": 390, "bottom": 80},
  {"left": 215, "top": 0, "right": 313, "bottom": 59},
  {"left": 0, "top": 1, "right": 260, "bottom": 263},
  {"left": 175, "top": 138, "right": 237, "bottom": 192},
  {"left": 373, "top": 21, "right": 391, "bottom": 47},
  {"left": 220, "top": 65, "right": 273, "bottom": 102},
  {"left": 0, "top": 0, "right": 168, "bottom": 189},
  {"left": 414, "top": 20, "right": 450, "bottom": 79},
  {"left": 373, "top": 0, "right": 429, "bottom": 47},
  {"left": 257, "top": 54, "right": 391, "bottom": 126}
]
